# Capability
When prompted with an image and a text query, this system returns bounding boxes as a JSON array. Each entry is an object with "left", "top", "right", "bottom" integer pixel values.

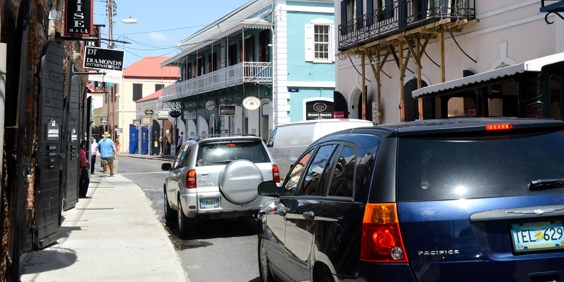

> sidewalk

[{"left": 19, "top": 173, "right": 189, "bottom": 282}]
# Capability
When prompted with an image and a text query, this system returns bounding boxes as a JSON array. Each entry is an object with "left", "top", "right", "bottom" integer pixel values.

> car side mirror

[
  {"left": 258, "top": 181, "right": 279, "bottom": 197},
  {"left": 161, "top": 163, "right": 172, "bottom": 171}
]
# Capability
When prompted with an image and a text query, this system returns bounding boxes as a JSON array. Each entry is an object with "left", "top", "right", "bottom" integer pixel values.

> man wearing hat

[{"left": 97, "top": 131, "right": 118, "bottom": 177}]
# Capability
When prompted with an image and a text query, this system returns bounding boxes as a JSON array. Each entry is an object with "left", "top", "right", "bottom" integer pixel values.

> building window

[
  {"left": 314, "top": 25, "right": 330, "bottom": 61},
  {"left": 305, "top": 20, "right": 334, "bottom": 63},
  {"left": 155, "top": 84, "right": 164, "bottom": 92},
  {"left": 133, "top": 83, "right": 142, "bottom": 101}
]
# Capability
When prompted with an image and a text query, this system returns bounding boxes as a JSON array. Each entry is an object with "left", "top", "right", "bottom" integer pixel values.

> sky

[{"left": 93, "top": 0, "right": 250, "bottom": 68}]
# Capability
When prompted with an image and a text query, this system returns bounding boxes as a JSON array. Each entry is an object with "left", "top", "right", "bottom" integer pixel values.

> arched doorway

[{"left": 350, "top": 88, "right": 362, "bottom": 119}]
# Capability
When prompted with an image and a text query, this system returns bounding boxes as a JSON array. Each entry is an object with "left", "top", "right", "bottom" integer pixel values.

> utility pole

[{"left": 106, "top": 0, "right": 115, "bottom": 140}]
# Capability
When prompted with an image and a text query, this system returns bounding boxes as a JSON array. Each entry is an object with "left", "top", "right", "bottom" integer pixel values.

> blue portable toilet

[
  {"left": 129, "top": 125, "right": 139, "bottom": 154},
  {"left": 141, "top": 126, "right": 149, "bottom": 155}
]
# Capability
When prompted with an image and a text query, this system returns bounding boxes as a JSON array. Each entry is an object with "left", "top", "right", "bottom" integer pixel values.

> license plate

[
  {"left": 511, "top": 220, "right": 564, "bottom": 253},
  {"left": 199, "top": 197, "right": 220, "bottom": 209}
]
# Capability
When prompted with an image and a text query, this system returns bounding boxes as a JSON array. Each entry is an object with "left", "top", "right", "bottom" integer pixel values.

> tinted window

[
  {"left": 397, "top": 130, "right": 564, "bottom": 201},
  {"left": 284, "top": 150, "right": 313, "bottom": 194},
  {"left": 197, "top": 140, "right": 270, "bottom": 166},
  {"left": 297, "top": 144, "right": 338, "bottom": 196},
  {"left": 173, "top": 143, "right": 191, "bottom": 169},
  {"left": 328, "top": 145, "right": 356, "bottom": 198}
]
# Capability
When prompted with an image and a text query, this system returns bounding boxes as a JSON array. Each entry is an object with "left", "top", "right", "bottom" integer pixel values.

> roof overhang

[
  {"left": 162, "top": 0, "right": 272, "bottom": 67},
  {"left": 413, "top": 52, "right": 564, "bottom": 98}
]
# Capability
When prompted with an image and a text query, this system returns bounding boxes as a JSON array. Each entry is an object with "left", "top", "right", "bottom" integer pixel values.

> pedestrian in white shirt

[{"left": 90, "top": 137, "right": 98, "bottom": 174}]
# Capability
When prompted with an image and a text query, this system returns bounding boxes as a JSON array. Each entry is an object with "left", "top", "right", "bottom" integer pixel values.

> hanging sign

[
  {"left": 64, "top": 0, "right": 93, "bottom": 37},
  {"left": 242, "top": 96, "right": 261, "bottom": 110},
  {"left": 83, "top": 46, "right": 124, "bottom": 71}
]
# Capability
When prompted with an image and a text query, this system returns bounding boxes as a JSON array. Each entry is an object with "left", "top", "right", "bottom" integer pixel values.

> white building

[{"left": 335, "top": 0, "right": 564, "bottom": 124}]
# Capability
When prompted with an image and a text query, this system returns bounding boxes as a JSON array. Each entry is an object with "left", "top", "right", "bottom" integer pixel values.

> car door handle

[{"left": 302, "top": 211, "right": 315, "bottom": 220}]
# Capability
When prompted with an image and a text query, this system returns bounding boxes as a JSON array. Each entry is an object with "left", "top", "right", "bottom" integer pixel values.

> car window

[
  {"left": 284, "top": 149, "right": 313, "bottom": 194},
  {"left": 295, "top": 144, "right": 338, "bottom": 196},
  {"left": 328, "top": 145, "right": 356, "bottom": 198},
  {"left": 173, "top": 143, "right": 191, "bottom": 169},
  {"left": 397, "top": 130, "right": 564, "bottom": 201},
  {"left": 197, "top": 140, "right": 270, "bottom": 166}
]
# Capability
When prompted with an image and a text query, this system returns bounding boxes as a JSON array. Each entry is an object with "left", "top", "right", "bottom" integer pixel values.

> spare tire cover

[{"left": 219, "top": 159, "right": 263, "bottom": 205}]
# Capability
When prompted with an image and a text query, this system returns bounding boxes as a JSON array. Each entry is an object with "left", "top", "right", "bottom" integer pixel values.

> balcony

[
  {"left": 338, "top": 0, "right": 476, "bottom": 51},
  {"left": 162, "top": 62, "right": 272, "bottom": 102}
]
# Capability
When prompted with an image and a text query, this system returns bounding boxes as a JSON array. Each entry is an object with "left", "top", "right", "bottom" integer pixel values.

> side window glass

[
  {"left": 328, "top": 145, "right": 356, "bottom": 198},
  {"left": 297, "top": 144, "right": 338, "bottom": 196},
  {"left": 284, "top": 150, "right": 313, "bottom": 195},
  {"left": 174, "top": 144, "right": 190, "bottom": 169}
]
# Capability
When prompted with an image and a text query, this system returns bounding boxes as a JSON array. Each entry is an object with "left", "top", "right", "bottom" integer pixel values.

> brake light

[
  {"left": 272, "top": 164, "right": 281, "bottom": 183},
  {"left": 485, "top": 123, "right": 512, "bottom": 131},
  {"left": 186, "top": 169, "right": 197, "bottom": 188},
  {"left": 361, "top": 203, "right": 408, "bottom": 262}
]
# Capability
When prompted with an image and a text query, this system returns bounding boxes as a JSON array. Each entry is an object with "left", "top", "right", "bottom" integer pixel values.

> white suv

[{"left": 161, "top": 136, "right": 280, "bottom": 237}]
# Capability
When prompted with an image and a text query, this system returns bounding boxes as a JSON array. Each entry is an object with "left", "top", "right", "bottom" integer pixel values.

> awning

[{"left": 412, "top": 52, "right": 564, "bottom": 98}]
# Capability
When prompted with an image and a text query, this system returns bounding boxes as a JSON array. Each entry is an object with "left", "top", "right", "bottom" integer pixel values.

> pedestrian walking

[
  {"left": 90, "top": 136, "right": 98, "bottom": 174},
  {"left": 97, "top": 131, "right": 118, "bottom": 177},
  {"left": 177, "top": 132, "right": 183, "bottom": 151},
  {"left": 79, "top": 140, "right": 90, "bottom": 198}
]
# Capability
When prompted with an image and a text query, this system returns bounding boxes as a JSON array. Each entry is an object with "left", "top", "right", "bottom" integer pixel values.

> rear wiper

[{"left": 528, "top": 179, "right": 564, "bottom": 190}]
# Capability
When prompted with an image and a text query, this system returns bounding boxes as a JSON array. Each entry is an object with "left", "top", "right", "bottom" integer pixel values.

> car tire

[
  {"left": 177, "top": 200, "right": 196, "bottom": 238},
  {"left": 258, "top": 237, "right": 276, "bottom": 282},
  {"left": 219, "top": 159, "right": 263, "bottom": 205},
  {"left": 163, "top": 187, "right": 177, "bottom": 227},
  {"left": 314, "top": 265, "right": 334, "bottom": 282}
]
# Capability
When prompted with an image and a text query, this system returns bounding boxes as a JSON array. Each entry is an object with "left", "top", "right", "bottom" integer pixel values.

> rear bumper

[
  {"left": 356, "top": 262, "right": 417, "bottom": 282},
  {"left": 357, "top": 258, "right": 564, "bottom": 282},
  {"left": 180, "top": 192, "right": 264, "bottom": 219}
]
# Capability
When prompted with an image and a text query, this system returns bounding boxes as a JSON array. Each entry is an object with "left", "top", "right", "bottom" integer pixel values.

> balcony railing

[
  {"left": 162, "top": 62, "right": 272, "bottom": 102},
  {"left": 338, "top": 0, "right": 476, "bottom": 51}
]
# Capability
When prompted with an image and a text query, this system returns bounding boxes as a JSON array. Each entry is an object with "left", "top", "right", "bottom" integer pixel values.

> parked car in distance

[
  {"left": 257, "top": 117, "right": 564, "bottom": 282},
  {"left": 161, "top": 135, "right": 280, "bottom": 237},
  {"left": 266, "top": 118, "right": 373, "bottom": 179}
]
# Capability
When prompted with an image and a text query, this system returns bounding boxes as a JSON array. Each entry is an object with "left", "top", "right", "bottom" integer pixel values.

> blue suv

[{"left": 257, "top": 118, "right": 564, "bottom": 282}]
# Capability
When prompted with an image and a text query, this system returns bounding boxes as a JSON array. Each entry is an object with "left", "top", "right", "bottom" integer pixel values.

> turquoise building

[{"left": 162, "top": 0, "right": 335, "bottom": 140}]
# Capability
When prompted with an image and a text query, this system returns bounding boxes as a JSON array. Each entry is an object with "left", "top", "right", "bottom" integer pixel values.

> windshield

[{"left": 397, "top": 130, "right": 564, "bottom": 201}]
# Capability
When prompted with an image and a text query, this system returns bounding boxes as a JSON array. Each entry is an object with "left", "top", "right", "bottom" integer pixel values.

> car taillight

[
  {"left": 186, "top": 169, "right": 197, "bottom": 188},
  {"left": 361, "top": 203, "right": 408, "bottom": 263},
  {"left": 272, "top": 164, "right": 281, "bottom": 183}
]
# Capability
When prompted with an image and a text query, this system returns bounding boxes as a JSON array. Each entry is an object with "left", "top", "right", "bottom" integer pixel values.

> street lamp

[{"left": 169, "top": 110, "right": 181, "bottom": 156}]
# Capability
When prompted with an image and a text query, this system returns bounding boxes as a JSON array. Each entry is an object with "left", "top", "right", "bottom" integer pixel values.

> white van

[{"left": 266, "top": 119, "right": 373, "bottom": 179}]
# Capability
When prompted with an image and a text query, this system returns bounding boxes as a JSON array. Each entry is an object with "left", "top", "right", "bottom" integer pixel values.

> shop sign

[
  {"left": 206, "top": 100, "right": 216, "bottom": 111},
  {"left": 142, "top": 117, "right": 152, "bottom": 125},
  {"left": 83, "top": 46, "right": 124, "bottom": 71},
  {"left": 65, "top": 0, "right": 93, "bottom": 37},
  {"left": 158, "top": 111, "right": 169, "bottom": 120},
  {"left": 219, "top": 105, "right": 236, "bottom": 116},
  {"left": 242, "top": 96, "right": 261, "bottom": 110},
  {"left": 306, "top": 101, "right": 334, "bottom": 120}
]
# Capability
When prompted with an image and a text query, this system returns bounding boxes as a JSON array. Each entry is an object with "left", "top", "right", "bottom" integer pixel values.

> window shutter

[
  {"left": 340, "top": 0, "right": 347, "bottom": 35},
  {"left": 329, "top": 24, "right": 335, "bottom": 62},
  {"left": 304, "top": 23, "right": 314, "bottom": 62}
]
